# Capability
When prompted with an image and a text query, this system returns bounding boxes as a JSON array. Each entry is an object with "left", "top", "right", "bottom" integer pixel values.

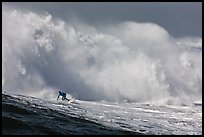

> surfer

[{"left": 57, "top": 91, "right": 70, "bottom": 101}]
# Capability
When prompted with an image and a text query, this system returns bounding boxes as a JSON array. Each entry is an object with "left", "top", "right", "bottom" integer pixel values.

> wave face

[
  {"left": 2, "top": 92, "right": 140, "bottom": 135},
  {"left": 2, "top": 92, "right": 202, "bottom": 135},
  {"left": 2, "top": 5, "right": 202, "bottom": 105}
]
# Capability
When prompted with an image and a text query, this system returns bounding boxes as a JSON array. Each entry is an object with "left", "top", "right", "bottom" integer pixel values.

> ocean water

[
  {"left": 2, "top": 4, "right": 202, "bottom": 135},
  {"left": 2, "top": 92, "right": 141, "bottom": 135},
  {"left": 2, "top": 92, "right": 202, "bottom": 135}
]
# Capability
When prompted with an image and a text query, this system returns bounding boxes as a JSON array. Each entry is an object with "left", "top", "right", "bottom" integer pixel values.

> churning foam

[{"left": 2, "top": 5, "right": 202, "bottom": 105}]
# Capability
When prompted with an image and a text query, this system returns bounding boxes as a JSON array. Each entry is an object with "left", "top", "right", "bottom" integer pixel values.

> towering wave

[{"left": 2, "top": 5, "right": 202, "bottom": 105}]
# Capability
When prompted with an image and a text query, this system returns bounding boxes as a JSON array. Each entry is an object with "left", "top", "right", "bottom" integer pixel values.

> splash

[{"left": 2, "top": 5, "right": 202, "bottom": 105}]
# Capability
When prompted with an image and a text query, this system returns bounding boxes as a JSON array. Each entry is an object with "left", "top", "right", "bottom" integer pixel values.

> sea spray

[{"left": 2, "top": 5, "right": 202, "bottom": 105}]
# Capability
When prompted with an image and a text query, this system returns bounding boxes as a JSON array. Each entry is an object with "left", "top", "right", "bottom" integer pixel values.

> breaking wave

[{"left": 2, "top": 5, "right": 202, "bottom": 106}]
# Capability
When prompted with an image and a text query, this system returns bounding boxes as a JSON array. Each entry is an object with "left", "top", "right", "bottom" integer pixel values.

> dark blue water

[{"left": 2, "top": 93, "right": 141, "bottom": 135}]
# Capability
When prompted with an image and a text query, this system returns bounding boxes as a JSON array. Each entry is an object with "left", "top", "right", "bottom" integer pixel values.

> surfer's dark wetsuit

[{"left": 57, "top": 91, "right": 70, "bottom": 101}]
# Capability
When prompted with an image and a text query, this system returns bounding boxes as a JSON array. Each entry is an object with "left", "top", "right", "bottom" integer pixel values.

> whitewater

[{"left": 2, "top": 4, "right": 202, "bottom": 135}]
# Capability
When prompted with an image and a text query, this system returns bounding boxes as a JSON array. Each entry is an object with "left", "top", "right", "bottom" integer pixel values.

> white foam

[{"left": 2, "top": 5, "right": 202, "bottom": 106}]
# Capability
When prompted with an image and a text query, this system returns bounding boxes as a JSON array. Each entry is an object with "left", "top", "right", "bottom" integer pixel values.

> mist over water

[{"left": 2, "top": 5, "right": 202, "bottom": 106}]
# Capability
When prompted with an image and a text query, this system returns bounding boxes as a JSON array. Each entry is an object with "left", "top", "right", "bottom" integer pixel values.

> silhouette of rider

[{"left": 57, "top": 91, "right": 70, "bottom": 101}]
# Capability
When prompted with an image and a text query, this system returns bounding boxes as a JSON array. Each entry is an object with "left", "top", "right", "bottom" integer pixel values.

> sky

[{"left": 3, "top": 2, "right": 202, "bottom": 38}]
